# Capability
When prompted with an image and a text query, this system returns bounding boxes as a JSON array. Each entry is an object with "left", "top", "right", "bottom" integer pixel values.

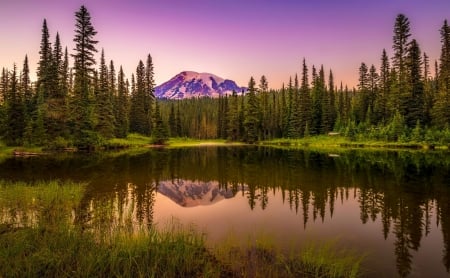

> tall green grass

[{"left": 0, "top": 180, "right": 363, "bottom": 277}]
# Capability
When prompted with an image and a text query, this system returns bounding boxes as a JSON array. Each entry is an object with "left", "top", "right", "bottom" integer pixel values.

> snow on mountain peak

[{"left": 155, "top": 71, "right": 246, "bottom": 99}]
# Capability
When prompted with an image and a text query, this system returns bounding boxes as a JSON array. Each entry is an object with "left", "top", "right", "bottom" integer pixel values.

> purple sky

[{"left": 1, "top": 0, "right": 449, "bottom": 89}]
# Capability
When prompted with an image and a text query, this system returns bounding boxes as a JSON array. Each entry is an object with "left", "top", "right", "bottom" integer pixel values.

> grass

[
  {"left": 106, "top": 133, "right": 153, "bottom": 149},
  {"left": 0, "top": 180, "right": 364, "bottom": 278},
  {"left": 167, "top": 137, "right": 244, "bottom": 148},
  {"left": 261, "top": 135, "right": 448, "bottom": 151}
]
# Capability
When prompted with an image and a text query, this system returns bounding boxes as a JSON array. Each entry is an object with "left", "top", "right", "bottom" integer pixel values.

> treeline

[
  {"left": 1, "top": 10, "right": 450, "bottom": 147},
  {"left": 159, "top": 14, "right": 450, "bottom": 144},
  {"left": 0, "top": 6, "right": 167, "bottom": 149}
]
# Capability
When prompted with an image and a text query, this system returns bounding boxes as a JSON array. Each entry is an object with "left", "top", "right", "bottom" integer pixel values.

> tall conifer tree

[{"left": 71, "top": 5, "right": 98, "bottom": 144}]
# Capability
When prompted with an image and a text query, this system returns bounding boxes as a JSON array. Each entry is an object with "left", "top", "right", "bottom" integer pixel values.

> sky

[{"left": 1, "top": 0, "right": 449, "bottom": 89}]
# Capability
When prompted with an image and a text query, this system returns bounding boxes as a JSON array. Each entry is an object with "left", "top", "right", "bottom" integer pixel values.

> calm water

[{"left": 1, "top": 146, "right": 450, "bottom": 277}]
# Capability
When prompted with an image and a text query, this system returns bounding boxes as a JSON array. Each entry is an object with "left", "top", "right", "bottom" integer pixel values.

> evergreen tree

[
  {"left": 328, "top": 70, "right": 337, "bottom": 129},
  {"left": 4, "top": 65, "right": 25, "bottom": 145},
  {"left": 433, "top": 20, "right": 450, "bottom": 127},
  {"left": 21, "top": 55, "right": 33, "bottom": 119},
  {"left": 375, "top": 49, "right": 390, "bottom": 124},
  {"left": 404, "top": 39, "right": 425, "bottom": 127},
  {"left": 227, "top": 91, "right": 240, "bottom": 141},
  {"left": 95, "top": 49, "right": 115, "bottom": 138},
  {"left": 357, "top": 62, "right": 369, "bottom": 122},
  {"left": 287, "top": 75, "right": 301, "bottom": 138},
  {"left": 71, "top": 5, "right": 98, "bottom": 146},
  {"left": 115, "top": 66, "right": 129, "bottom": 138},
  {"left": 145, "top": 54, "right": 156, "bottom": 135},
  {"left": 244, "top": 77, "right": 260, "bottom": 143},
  {"left": 259, "top": 75, "right": 270, "bottom": 140},
  {"left": 37, "top": 19, "right": 52, "bottom": 99},
  {"left": 130, "top": 60, "right": 148, "bottom": 134},
  {"left": 44, "top": 32, "right": 67, "bottom": 140},
  {"left": 423, "top": 52, "right": 433, "bottom": 126},
  {"left": 169, "top": 101, "right": 177, "bottom": 137},
  {"left": 392, "top": 14, "right": 412, "bottom": 120},
  {"left": 299, "top": 59, "right": 312, "bottom": 136},
  {"left": 0, "top": 68, "right": 7, "bottom": 136},
  {"left": 152, "top": 100, "right": 168, "bottom": 144}
]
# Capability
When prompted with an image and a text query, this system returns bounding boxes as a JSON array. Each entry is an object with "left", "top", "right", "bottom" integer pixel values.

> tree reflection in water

[{"left": 1, "top": 147, "right": 449, "bottom": 277}]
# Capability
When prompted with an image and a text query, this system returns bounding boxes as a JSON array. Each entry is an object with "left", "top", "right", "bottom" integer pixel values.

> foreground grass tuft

[{"left": 0, "top": 180, "right": 363, "bottom": 277}]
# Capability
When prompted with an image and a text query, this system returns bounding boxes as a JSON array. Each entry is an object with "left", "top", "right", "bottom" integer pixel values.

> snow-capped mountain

[
  {"left": 155, "top": 71, "right": 246, "bottom": 99},
  {"left": 157, "top": 179, "right": 235, "bottom": 207}
]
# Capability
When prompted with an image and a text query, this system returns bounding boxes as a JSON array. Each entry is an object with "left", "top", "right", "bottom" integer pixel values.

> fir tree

[
  {"left": 5, "top": 65, "right": 25, "bottom": 145},
  {"left": 244, "top": 77, "right": 260, "bottom": 143},
  {"left": 357, "top": 62, "right": 369, "bottom": 122},
  {"left": 71, "top": 5, "right": 98, "bottom": 146},
  {"left": 152, "top": 100, "right": 168, "bottom": 144},
  {"left": 299, "top": 59, "right": 312, "bottom": 136},
  {"left": 145, "top": 54, "right": 156, "bottom": 135},
  {"left": 37, "top": 19, "right": 52, "bottom": 99},
  {"left": 115, "top": 66, "right": 129, "bottom": 138},
  {"left": 433, "top": 20, "right": 450, "bottom": 127},
  {"left": 45, "top": 32, "right": 67, "bottom": 140},
  {"left": 169, "top": 101, "right": 177, "bottom": 137},
  {"left": 227, "top": 91, "right": 240, "bottom": 141},
  {"left": 392, "top": 14, "right": 412, "bottom": 120},
  {"left": 130, "top": 60, "right": 148, "bottom": 134},
  {"left": 95, "top": 49, "right": 115, "bottom": 138},
  {"left": 404, "top": 39, "right": 425, "bottom": 127},
  {"left": 375, "top": 49, "right": 390, "bottom": 124}
]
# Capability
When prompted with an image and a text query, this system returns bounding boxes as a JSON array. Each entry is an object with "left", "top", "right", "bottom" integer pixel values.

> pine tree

[
  {"left": 357, "top": 62, "right": 369, "bottom": 122},
  {"left": 328, "top": 70, "right": 337, "bottom": 130},
  {"left": 244, "top": 77, "right": 260, "bottom": 143},
  {"left": 299, "top": 59, "right": 312, "bottom": 136},
  {"left": 0, "top": 68, "right": 7, "bottom": 136},
  {"left": 375, "top": 49, "right": 390, "bottom": 124},
  {"left": 432, "top": 20, "right": 450, "bottom": 127},
  {"left": 95, "top": 49, "right": 115, "bottom": 138},
  {"left": 405, "top": 39, "right": 424, "bottom": 128},
  {"left": 21, "top": 56, "right": 36, "bottom": 145},
  {"left": 145, "top": 54, "right": 156, "bottom": 135},
  {"left": 169, "top": 101, "right": 177, "bottom": 137},
  {"left": 259, "top": 75, "right": 269, "bottom": 140},
  {"left": 37, "top": 19, "right": 52, "bottom": 99},
  {"left": 44, "top": 32, "right": 67, "bottom": 140},
  {"left": 71, "top": 5, "right": 98, "bottom": 146},
  {"left": 152, "top": 100, "right": 168, "bottom": 144},
  {"left": 130, "top": 60, "right": 148, "bottom": 135},
  {"left": 21, "top": 56, "right": 33, "bottom": 119},
  {"left": 5, "top": 65, "right": 25, "bottom": 145},
  {"left": 227, "top": 91, "right": 240, "bottom": 141},
  {"left": 423, "top": 52, "right": 433, "bottom": 126},
  {"left": 115, "top": 66, "right": 129, "bottom": 138},
  {"left": 392, "top": 14, "right": 412, "bottom": 120}
]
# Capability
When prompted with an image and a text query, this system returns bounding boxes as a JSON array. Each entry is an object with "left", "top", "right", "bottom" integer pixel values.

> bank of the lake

[
  {"left": 1, "top": 134, "right": 448, "bottom": 161},
  {"left": 0, "top": 180, "right": 362, "bottom": 278},
  {"left": 260, "top": 135, "right": 449, "bottom": 151}
]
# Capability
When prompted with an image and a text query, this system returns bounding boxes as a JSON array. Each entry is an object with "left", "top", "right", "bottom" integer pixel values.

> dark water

[{"left": 1, "top": 146, "right": 450, "bottom": 277}]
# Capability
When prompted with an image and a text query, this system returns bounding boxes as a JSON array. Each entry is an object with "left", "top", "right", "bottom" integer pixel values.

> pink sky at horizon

[{"left": 1, "top": 0, "right": 449, "bottom": 89}]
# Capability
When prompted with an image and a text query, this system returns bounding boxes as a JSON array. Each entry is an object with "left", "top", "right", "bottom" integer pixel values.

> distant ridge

[{"left": 155, "top": 71, "right": 246, "bottom": 99}]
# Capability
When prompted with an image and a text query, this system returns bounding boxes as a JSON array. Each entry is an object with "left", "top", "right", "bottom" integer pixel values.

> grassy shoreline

[
  {"left": 260, "top": 135, "right": 449, "bottom": 151},
  {"left": 1, "top": 134, "right": 447, "bottom": 161},
  {"left": 0, "top": 180, "right": 363, "bottom": 277}
]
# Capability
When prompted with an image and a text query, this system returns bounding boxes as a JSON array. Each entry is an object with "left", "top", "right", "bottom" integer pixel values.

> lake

[{"left": 1, "top": 146, "right": 449, "bottom": 277}]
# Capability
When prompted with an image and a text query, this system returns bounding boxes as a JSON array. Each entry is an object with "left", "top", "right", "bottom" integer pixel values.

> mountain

[
  {"left": 155, "top": 71, "right": 246, "bottom": 99},
  {"left": 157, "top": 179, "right": 235, "bottom": 207}
]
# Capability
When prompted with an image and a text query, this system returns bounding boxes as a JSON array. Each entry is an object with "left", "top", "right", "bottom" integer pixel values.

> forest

[{"left": 1, "top": 6, "right": 450, "bottom": 148}]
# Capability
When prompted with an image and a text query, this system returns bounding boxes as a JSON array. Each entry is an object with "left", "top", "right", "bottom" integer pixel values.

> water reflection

[{"left": 1, "top": 147, "right": 449, "bottom": 277}]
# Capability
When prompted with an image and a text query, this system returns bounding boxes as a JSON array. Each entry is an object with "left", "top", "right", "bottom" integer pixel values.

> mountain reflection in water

[{"left": 1, "top": 146, "right": 449, "bottom": 277}]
